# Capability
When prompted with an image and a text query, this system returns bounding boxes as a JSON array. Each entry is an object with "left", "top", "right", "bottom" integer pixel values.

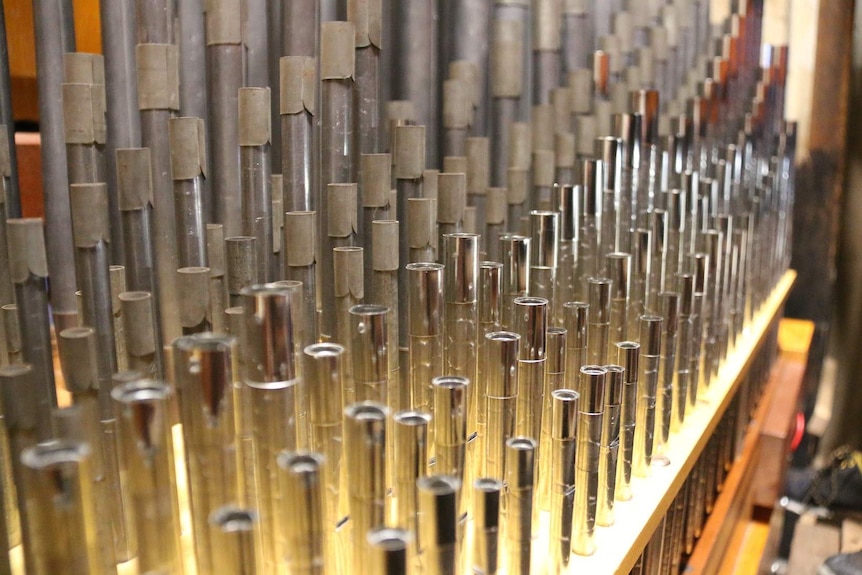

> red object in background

[
  {"left": 791, "top": 412, "right": 806, "bottom": 452},
  {"left": 15, "top": 132, "right": 44, "bottom": 219}
]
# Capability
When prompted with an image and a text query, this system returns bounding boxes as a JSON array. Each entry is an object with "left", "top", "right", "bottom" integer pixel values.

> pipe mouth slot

[
  {"left": 506, "top": 436, "right": 537, "bottom": 451},
  {"left": 345, "top": 402, "right": 389, "bottom": 422},
  {"left": 367, "top": 527, "right": 411, "bottom": 550},
  {"left": 21, "top": 439, "right": 90, "bottom": 469},
  {"left": 474, "top": 477, "right": 502, "bottom": 492},
  {"left": 277, "top": 451, "right": 323, "bottom": 474},
  {"left": 210, "top": 506, "right": 258, "bottom": 532},
  {"left": 393, "top": 411, "right": 432, "bottom": 427},
  {"left": 417, "top": 475, "right": 461, "bottom": 494},
  {"left": 111, "top": 379, "right": 171, "bottom": 404},
  {"left": 304, "top": 342, "right": 345, "bottom": 357}
]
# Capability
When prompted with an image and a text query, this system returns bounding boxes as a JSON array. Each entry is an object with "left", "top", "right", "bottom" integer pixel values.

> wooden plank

[{"left": 752, "top": 359, "right": 806, "bottom": 508}]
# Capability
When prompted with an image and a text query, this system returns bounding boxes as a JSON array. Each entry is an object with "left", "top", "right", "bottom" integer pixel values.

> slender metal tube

[
  {"left": 393, "top": 411, "right": 431, "bottom": 543},
  {"left": 344, "top": 401, "right": 388, "bottom": 568},
  {"left": 0, "top": 364, "right": 40, "bottom": 571},
  {"left": 539, "top": 327, "right": 567, "bottom": 510},
  {"left": 20, "top": 440, "right": 102, "bottom": 574},
  {"left": 408, "top": 198, "right": 438, "bottom": 264},
  {"left": 361, "top": 154, "right": 393, "bottom": 279},
  {"left": 576, "top": 164, "right": 601, "bottom": 300},
  {"left": 499, "top": 235, "right": 530, "bottom": 331},
  {"left": 7, "top": 219, "right": 56, "bottom": 439},
  {"left": 443, "top": 79, "right": 470, "bottom": 157},
  {"left": 119, "top": 291, "right": 159, "bottom": 379},
  {"left": 462, "top": 479, "right": 498, "bottom": 575},
  {"left": 606, "top": 252, "right": 631, "bottom": 358},
  {"left": 116, "top": 148, "right": 157, "bottom": 298},
  {"left": 110, "top": 266, "right": 128, "bottom": 372},
  {"left": 572, "top": 365, "right": 606, "bottom": 556},
  {"left": 173, "top": 333, "right": 239, "bottom": 574},
  {"left": 629, "top": 228, "right": 652, "bottom": 333},
  {"left": 392, "top": 0, "right": 439, "bottom": 167},
  {"left": 322, "top": 183, "right": 359, "bottom": 341},
  {"left": 442, "top": 233, "right": 479, "bottom": 443},
  {"left": 507, "top": 168, "right": 530, "bottom": 235},
  {"left": 533, "top": 0, "right": 562, "bottom": 104},
  {"left": 513, "top": 297, "right": 547, "bottom": 442},
  {"left": 203, "top": 225, "right": 226, "bottom": 333},
  {"left": 634, "top": 315, "right": 662, "bottom": 477},
  {"left": 280, "top": 56, "right": 316, "bottom": 213},
  {"left": 284, "top": 212, "right": 319, "bottom": 345},
  {"left": 239, "top": 87, "right": 274, "bottom": 283},
  {"left": 368, "top": 527, "right": 413, "bottom": 574},
  {"left": 563, "top": 302, "right": 589, "bottom": 392},
  {"left": 278, "top": 451, "right": 327, "bottom": 574},
  {"left": 407, "top": 263, "right": 444, "bottom": 424},
  {"left": 432, "top": 375, "right": 469, "bottom": 496},
  {"left": 210, "top": 506, "right": 260, "bottom": 575},
  {"left": 226, "top": 236, "right": 258, "bottom": 308},
  {"left": 0, "top": 347, "right": 18, "bottom": 553},
  {"left": 34, "top": 0, "right": 77, "bottom": 332},
  {"left": 240, "top": 283, "right": 303, "bottom": 571},
  {"left": 206, "top": 0, "right": 244, "bottom": 237},
  {"left": 349, "top": 0, "right": 382, "bottom": 156},
  {"left": 271, "top": 175, "right": 284, "bottom": 280},
  {"left": 414, "top": 475, "right": 461, "bottom": 575},
  {"left": 333, "top": 247, "right": 365, "bottom": 401},
  {"left": 657, "top": 292, "right": 680, "bottom": 456},
  {"left": 304, "top": 342, "right": 345, "bottom": 532},
  {"left": 1, "top": 305, "right": 18, "bottom": 365},
  {"left": 168, "top": 116, "right": 208, "bottom": 269},
  {"left": 177, "top": 267, "right": 212, "bottom": 334},
  {"left": 112, "top": 380, "right": 183, "bottom": 575},
  {"left": 503, "top": 436, "right": 537, "bottom": 575},
  {"left": 371, "top": 222, "right": 401, "bottom": 392},
  {"left": 548, "top": 389, "right": 577, "bottom": 571},
  {"left": 57, "top": 327, "right": 120, "bottom": 574},
  {"left": 596, "top": 364, "right": 623, "bottom": 528},
  {"left": 346, "top": 305, "right": 390, "bottom": 414},
  {"left": 482, "top": 331, "right": 520, "bottom": 484},
  {"left": 62, "top": 54, "right": 107, "bottom": 185},
  {"left": 395, "top": 126, "right": 426, "bottom": 346},
  {"left": 586, "top": 277, "right": 611, "bottom": 367},
  {"left": 466, "top": 137, "right": 490, "bottom": 247},
  {"left": 136, "top": 41, "right": 181, "bottom": 344},
  {"left": 437, "top": 172, "right": 466, "bottom": 255},
  {"left": 529, "top": 211, "right": 559, "bottom": 323},
  {"left": 69, "top": 184, "right": 119, "bottom": 419}
]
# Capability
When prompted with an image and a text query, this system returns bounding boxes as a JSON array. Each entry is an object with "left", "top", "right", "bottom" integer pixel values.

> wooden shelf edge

[{"left": 559, "top": 270, "right": 797, "bottom": 575}]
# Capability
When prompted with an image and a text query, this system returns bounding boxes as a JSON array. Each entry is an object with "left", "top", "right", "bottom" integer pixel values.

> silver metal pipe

[
  {"left": 392, "top": 0, "right": 439, "bottom": 167},
  {"left": 20, "top": 439, "right": 103, "bottom": 574},
  {"left": 118, "top": 291, "right": 159, "bottom": 378},
  {"left": 209, "top": 506, "right": 260, "bottom": 575},
  {"left": 350, "top": 304, "right": 390, "bottom": 406},
  {"left": 597, "top": 364, "right": 623, "bottom": 527},
  {"left": 206, "top": 0, "right": 245, "bottom": 237},
  {"left": 7, "top": 219, "right": 56, "bottom": 440},
  {"left": 656, "top": 291, "right": 680, "bottom": 456},
  {"left": 507, "top": 168, "right": 530, "bottom": 236},
  {"left": 349, "top": 0, "right": 382, "bottom": 160},
  {"left": 503, "top": 436, "right": 536, "bottom": 575},
  {"left": 168, "top": 117, "right": 208, "bottom": 268},
  {"left": 485, "top": 189, "right": 508, "bottom": 262},
  {"left": 173, "top": 332, "right": 239, "bottom": 574},
  {"left": 572, "top": 365, "right": 606, "bottom": 556},
  {"left": 437, "top": 172, "right": 466, "bottom": 255},
  {"left": 586, "top": 277, "right": 611, "bottom": 367},
  {"left": 304, "top": 342, "right": 345, "bottom": 532},
  {"left": 499, "top": 234, "right": 530, "bottom": 330},
  {"left": 226, "top": 236, "right": 258, "bottom": 307},
  {"left": 361, "top": 154, "right": 393, "bottom": 281},
  {"left": 239, "top": 88, "right": 274, "bottom": 283},
  {"left": 395, "top": 126, "right": 425, "bottom": 347},
  {"left": 116, "top": 148, "right": 157, "bottom": 303},
  {"left": 441, "top": 0, "right": 490, "bottom": 136},
  {"left": 406, "top": 262, "right": 444, "bottom": 431},
  {"left": 239, "top": 283, "right": 303, "bottom": 571},
  {"left": 62, "top": 53, "right": 107, "bottom": 194},
  {"left": 112, "top": 379, "right": 183, "bottom": 575},
  {"left": 136, "top": 42, "right": 181, "bottom": 344},
  {"left": 284, "top": 212, "right": 319, "bottom": 345},
  {"left": 634, "top": 315, "right": 662, "bottom": 477},
  {"left": 433, "top": 376, "right": 469, "bottom": 487},
  {"left": 416, "top": 475, "right": 461, "bottom": 575},
  {"left": 57, "top": 327, "right": 118, "bottom": 574},
  {"left": 562, "top": 0, "right": 591, "bottom": 77},
  {"left": 563, "top": 302, "right": 589, "bottom": 387},
  {"left": 472, "top": 478, "right": 502, "bottom": 575},
  {"left": 371, "top": 222, "right": 401, "bottom": 395},
  {"left": 280, "top": 56, "right": 316, "bottom": 213},
  {"left": 513, "top": 296, "right": 547, "bottom": 443},
  {"left": 206, "top": 224, "right": 227, "bottom": 333},
  {"left": 367, "top": 527, "right": 413, "bottom": 574},
  {"left": 483, "top": 331, "right": 519, "bottom": 482},
  {"left": 271, "top": 175, "right": 284, "bottom": 280},
  {"left": 547, "top": 388, "right": 577, "bottom": 571},
  {"left": 408, "top": 198, "right": 438, "bottom": 263},
  {"left": 334, "top": 247, "right": 365, "bottom": 404},
  {"left": 393, "top": 410, "right": 432, "bottom": 545},
  {"left": 344, "top": 401, "right": 388, "bottom": 568},
  {"left": 614, "top": 341, "right": 639, "bottom": 502},
  {"left": 278, "top": 451, "right": 328, "bottom": 574},
  {"left": 529, "top": 211, "right": 559, "bottom": 323},
  {"left": 443, "top": 78, "right": 470, "bottom": 157},
  {"left": 532, "top": 0, "right": 561, "bottom": 105},
  {"left": 466, "top": 137, "right": 489, "bottom": 245},
  {"left": 34, "top": 0, "right": 77, "bottom": 332}
]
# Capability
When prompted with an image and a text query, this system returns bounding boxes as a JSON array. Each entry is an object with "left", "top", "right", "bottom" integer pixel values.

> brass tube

[
  {"left": 539, "top": 326, "right": 566, "bottom": 510},
  {"left": 344, "top": 402, "right": 388, "bottom": 568},
  {"left": 657, "top": 292, "right": 680, "bottom": 455},
  {"left": 503, "top": 437, "right": 537, "bottom": 575},
  {"left": 367, "top": 527, "right": 413, "bottom": 575},
  {"left": 20, "top": 440, "right": 102, "bottom": 574},
  {"left": 433, "top": 376, "right": 469, "bottom": 486},
  {"left": 472, "top": 478, "right": 502, "bottom": 575},
  {"left": 563, "top": 302, "right": 588, "bottom": 390},
  {"left": 416, "top": 475, "right": 461, "bottom": 575},
  {"left": 406, "top": 263, "right": 444, "bottom": 426},
  {"left": 513, "top": 296, "right": 547, "bottom": 441},
  {"left": 209, "top": 506, "right": 260, "bottom": 575},
  {"left": 499, "top": 234, "right": 530, "bottom": 331},
  {"left": 597, "top": 365, "right": 623, "bottom": 526},
  {"left": 393, "top": 411, "right": 431, "bottom": 542},
  {"left": 284, "top": 211, "right": 319, "bottom": 346},
  {"left": 572, "top": 366, "right": 606, "bottom": 556},
  {"left": 483, "top": 331, "right": 520, "bottom": 481},
  {"left": 634, "top": 316, "right": 662, "bottom": 477},
  {"left": 548, "top": 389, "right": 578, "bottom": 571},
  {"left": 173, "top": 332, "right": 239, "bottom": 574},
  {"left": 112, "top": 380, "right": 183, "bottom": 574},
  {"left": 278, "top": 451, "right": 327, "bottom": 575},
  {"left": 350, "top": 304, "right": 390, "bottom": 405},
  {"left": 615, "top": 341, "right": 640, "bottom": 501},
  {"left": 587, "top": 277, "right": 611, "bottom": 367}
]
